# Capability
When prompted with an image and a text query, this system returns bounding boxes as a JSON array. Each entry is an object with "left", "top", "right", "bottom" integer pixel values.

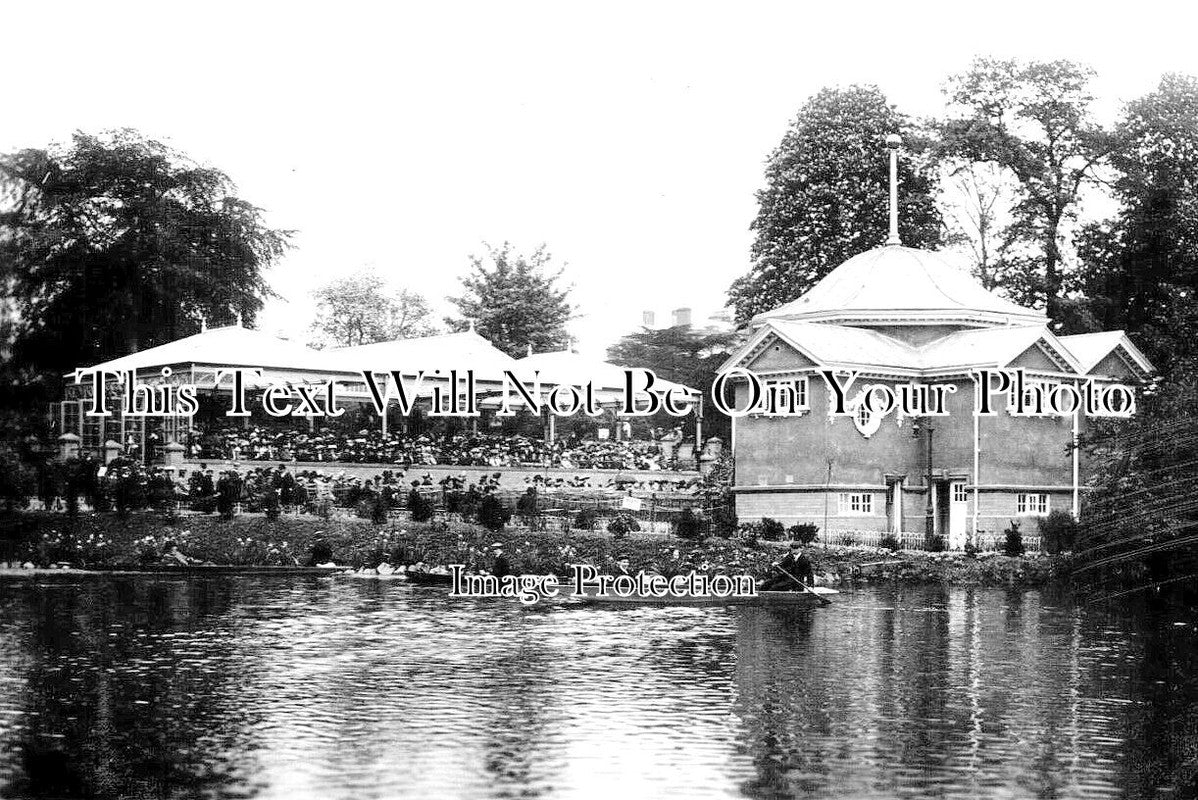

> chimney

[
  {"left": 672, "top": 307, "right": 692, "bottom": 328},
  {"left": 642, "top": 310, "right": 655, "bottom": 327}
]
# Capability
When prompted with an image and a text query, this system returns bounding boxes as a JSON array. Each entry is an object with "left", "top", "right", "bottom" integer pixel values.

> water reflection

[{"left": 1, "top": 577, "right": 1196, "bottom": 799}]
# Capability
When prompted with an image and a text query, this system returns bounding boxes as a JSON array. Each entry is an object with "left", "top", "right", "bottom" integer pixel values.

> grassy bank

[{"left": 0, "top": 512, "right": 1071, "bottom": 588}]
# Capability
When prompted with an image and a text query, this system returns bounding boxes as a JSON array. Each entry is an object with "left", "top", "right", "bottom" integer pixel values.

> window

[
  {"left": 839, "top": 492, "right": 874, "bottom": 515},
  {"left": 856, "top": 404, "right": 871, "bottom": 428},
  {"left": 1017, "top": 493, "right": 1049, "bottom": 515},
  {"left": 764, "top": 377, "right": 808, "bottom": 415},
  {"left": 952, "top": 483, "right": 968, "bottom": 503}
]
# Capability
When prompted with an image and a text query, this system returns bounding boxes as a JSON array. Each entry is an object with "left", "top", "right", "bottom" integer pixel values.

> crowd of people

[{"left": 184, "top": 426, "right": 681, "bottom": 471}]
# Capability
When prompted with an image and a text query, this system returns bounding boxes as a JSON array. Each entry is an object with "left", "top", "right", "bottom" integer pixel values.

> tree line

[{"left": 4, "top": 58, "right": 1198, "bottom": 458}]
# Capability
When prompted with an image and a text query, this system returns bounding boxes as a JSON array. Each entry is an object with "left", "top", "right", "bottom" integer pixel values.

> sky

[{"left": 5, "top": 0, "right": 1198, "bottom": 357}]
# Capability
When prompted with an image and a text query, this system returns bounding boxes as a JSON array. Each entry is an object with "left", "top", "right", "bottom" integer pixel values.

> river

[{"left": 0, "top": 576, "right": 1194, "bottom": 799}]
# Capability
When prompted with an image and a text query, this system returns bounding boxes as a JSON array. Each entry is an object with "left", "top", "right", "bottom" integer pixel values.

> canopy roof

[
  {"left": 328, "top": 330, "right": 520, "bottom": 380},
  {"left": 74, "top": 325, "right": 329, "bottom": 377},
  {"left": 515, "top": 350, "right": 699, "bottom": 396},
  {"left": 753, "top": 244, "right": 1046, "bottom": 328}
]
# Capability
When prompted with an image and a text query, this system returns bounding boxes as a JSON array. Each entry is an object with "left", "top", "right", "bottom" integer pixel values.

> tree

[
  {"left": 606, "top": 323, "right": 738, "bottom": 442},
  {"left": 940, "top": 59, "right": 1115, "bottom": 324},
  {"left": 447, "top": 242, "right": 574, "bottom": 358},
  {"left": 729, "top": 85, "right": 943, "bottom": 324},
  {"left": 939, "top": 161, "right": 1019, "bottom": 290},
  {"left": 309, "top": 268, "right": 436, "bottom": 348},
  {"left": 1076, "top": 74, "right": 1198, "bottom": 370},
  {"left": 0, "top": 130, "right": 290, "bottom": 374}
]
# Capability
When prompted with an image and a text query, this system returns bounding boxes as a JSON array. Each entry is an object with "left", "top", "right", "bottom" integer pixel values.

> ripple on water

[{"left": 0, "top": 579, "right": 1193, "bottom": 799}]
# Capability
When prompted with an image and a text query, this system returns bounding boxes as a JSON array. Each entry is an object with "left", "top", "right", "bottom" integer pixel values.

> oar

[{"left": 773, "top": 563, "right": 832, "bottom": 606}]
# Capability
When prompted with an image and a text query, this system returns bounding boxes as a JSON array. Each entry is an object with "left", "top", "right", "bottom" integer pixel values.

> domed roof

[{"left": 752, "top": 244, "right": 1045, "bottom": 328}]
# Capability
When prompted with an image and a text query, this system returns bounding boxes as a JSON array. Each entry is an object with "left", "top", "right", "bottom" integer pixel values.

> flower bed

[{"left": 0, "top": 512, "right": 1070, "bottom": 587}]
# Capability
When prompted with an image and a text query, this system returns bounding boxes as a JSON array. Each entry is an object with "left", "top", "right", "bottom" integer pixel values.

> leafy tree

[
  {"left": 447, "top": 242, "right": 574, "bottom": 358},
  {"left": 1077, "top": 74, "right": 1198, "bottom": 369},
  {"left": 309, "top": 268, "right": 436, "bottom": 348},
  {"left": 606, "top": 323, "right": 738, "bottom": 442},
  {"left": 940, "top": 59, "right": 1114, "bottom": 323},
  {"left": 0, "top": 130, "right": 290, "bottom": 374},
  {"left": 729, "top": 85, "right": 943, "bottom": 324},
  {"left": 939, "top": 161, "right": 1019, "bottom": 289}
]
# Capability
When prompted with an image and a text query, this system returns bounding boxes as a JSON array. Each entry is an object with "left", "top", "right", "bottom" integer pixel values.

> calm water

[{"left": 0, "top": 577, "right": 1195, "bottom": 800}]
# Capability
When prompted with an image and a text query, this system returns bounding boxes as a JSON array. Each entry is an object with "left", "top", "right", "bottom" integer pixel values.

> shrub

[
  {"left": 370, "top": 493, "right": 389, "bottom": 525},
  {"left": 477, "top": 494, "right": 511, "bottom": 532},
  {"left": 407, "top": 489, "right": 435, "bottom": 522},
  {"left": 573, "top": 507, "right": 599, "bottom": 531},
  {"left": 607, "top": 513, "right": 641, "bottom": 539},
  {"left": 927, "top": 534, "right": 946, "bottom": 552},
  {"left": 840, "top": 533, "right": 858, "bottom": 547},
  {"left": 307, "top": 540, "right": 334, "bottom": 566},
  {"left": 788, "top": 522, "right": 819, "bottom": 545},
  {"left": 711, "top": 503, "right": 737, "bottom": 538},
  {"left": 1038, "top": 509, "right": 1078, "bottom": 555},
  {"left": 674, "top": 508, "right": 702, "bottom": 540},
  {"left": 879, "top": 534, "right": 900, "bottom": 551},
  {"left": 759, "top": 517, "right": 786, "bottom": 541},
  {"left": 963, "top": 540, "right": 979, "bottom": 559},
  {"left": 262, "top": 488, "right": 281, "bottom": 520},
  {"left": 1003, "top": 520, "right": 1025, "bottom": 557}
]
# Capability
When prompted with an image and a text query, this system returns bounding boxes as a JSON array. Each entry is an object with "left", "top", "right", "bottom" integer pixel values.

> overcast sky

[{"left": 5, "top": 1, "right": 1198, "bottom": 356}]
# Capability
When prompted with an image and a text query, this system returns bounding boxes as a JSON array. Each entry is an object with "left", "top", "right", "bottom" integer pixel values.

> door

[
  {"left": 886, "top": 478, "right": 903, "bottom": 535},
  {"left": 949, "top": 481, "right": 968, "bottom": 549}
]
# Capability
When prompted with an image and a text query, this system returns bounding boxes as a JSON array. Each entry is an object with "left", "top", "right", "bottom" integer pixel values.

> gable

[
  {"left": 746, "top": 336, "right": 818, "bottom": 371},
  {"left": 1008, "top": 341, "right": 1071, "bottom": 373},
  {"left": 1090, "top": 350, "right": 1138, "bottom": 381}
]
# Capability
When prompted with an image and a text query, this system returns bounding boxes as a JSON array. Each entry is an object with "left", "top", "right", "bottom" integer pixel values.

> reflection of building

[{"left": 721, "top": 226, "right": 1153, "bottom": 548}]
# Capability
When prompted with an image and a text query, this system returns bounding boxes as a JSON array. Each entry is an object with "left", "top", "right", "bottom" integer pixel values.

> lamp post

[{"left": 912, "top": 418, "right": 935, "bottom": 546}]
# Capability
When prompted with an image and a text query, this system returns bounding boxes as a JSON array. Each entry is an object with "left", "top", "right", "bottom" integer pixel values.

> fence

[{"left": 810, "top": 528, "right": 1041, "bottom": 553}]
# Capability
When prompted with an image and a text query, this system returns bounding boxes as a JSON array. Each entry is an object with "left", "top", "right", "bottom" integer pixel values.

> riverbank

[{"left": 0, "top": 512, "right": 1071, "bottom": 588}]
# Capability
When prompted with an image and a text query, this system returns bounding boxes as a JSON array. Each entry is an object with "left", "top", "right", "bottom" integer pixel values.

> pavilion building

[
  {"left": 720, "top": 243, "right": 1154, "bottom": 548},
  {"left": 720, "top": 142, "right": 1153, "bottom": 549}
]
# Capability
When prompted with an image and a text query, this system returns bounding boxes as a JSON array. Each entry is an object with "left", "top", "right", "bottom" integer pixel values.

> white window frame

[
  {"left": 839, "top": 492, "right": 874, "bottom": 515},
  {"left": 952, "top": 483, "right": 968, "bottom": 503},
  {"left": 1017, "top": 492, "right": 1049, "bottom": 515}
]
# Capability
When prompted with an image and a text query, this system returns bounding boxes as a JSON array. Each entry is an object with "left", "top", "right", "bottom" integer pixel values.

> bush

[
  {"left": 477, "top": 494, "right": 511, "bottom": 532},
  {"left": 759, "top": 517, "right": 786, "bottom": 541},
  {"left": 370, "top": 493, "right": 389, "bottom": 525},
  {"left": 879, "top": 534, "right": 900, "bottom": 551},
  {"left": 573, "top": 507, "right": 599, "bottom": 531},
  {"left": 1003, "top": 520, "right": 1025, "bottom": 557},
  {"left": 607, "top": 513, "right": 641, "bottom": 539},
  {"left": 1038, "top": 509, "right": 1077, "bottom": 555},
  {"left": 407, "top": 489, "right": 435, "bottom": 523},
  {"left": 307, "top": 540, "right": 334, "bottom": 566},
  {"left": 711, "top": 503, "right": 737, "bottom": 538},
  {"left": 963, "top": 540, "right": 979, "bottom": 559},
  {"left": 788, "top": 522, "right": 819, "bottom": 545},
  {"left": 674, "top": 508, "right": 702, "bottom": 540},
  {"left": 840, "top": 533, "right": 857, "bottom": 547},
  {"left": 927, "top": 534, "right": 946, "bottom": 552}
]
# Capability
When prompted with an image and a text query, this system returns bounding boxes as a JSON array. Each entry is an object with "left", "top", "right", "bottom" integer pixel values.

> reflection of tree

[
  {"left": 1, "top": 576, "right": 264, "bottom": 799},
  {"left": 731, "top": 607, "right": 823, "bottom": 798},
  {"left": 1116, "top": 601, "right": 1198, "bottom": 798}
]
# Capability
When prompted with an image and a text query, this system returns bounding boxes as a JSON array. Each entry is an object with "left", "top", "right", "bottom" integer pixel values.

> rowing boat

[{"left": 571, "top": 586, "right": 837, "bottom": 608}]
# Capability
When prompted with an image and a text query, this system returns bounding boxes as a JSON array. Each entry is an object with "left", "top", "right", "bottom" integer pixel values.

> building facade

[{"left": 721, "top": 244, "right": 1154, "bottom": 549}]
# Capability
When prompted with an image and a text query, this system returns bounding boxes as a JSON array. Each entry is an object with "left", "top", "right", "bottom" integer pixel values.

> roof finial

[
  {"left": 467, "top": 318, "right": 475, "bottom": 332},
  {"left": 526, "top": 342, "right": 533, "bottom": 357},
  {"left": 886, "top": 133, "right": 902, "bottom": 246}
]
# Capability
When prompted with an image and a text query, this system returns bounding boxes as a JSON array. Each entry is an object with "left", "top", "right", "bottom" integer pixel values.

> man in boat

[{"left": 761, "top": 543, "right": 815, "bottom": 591}]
